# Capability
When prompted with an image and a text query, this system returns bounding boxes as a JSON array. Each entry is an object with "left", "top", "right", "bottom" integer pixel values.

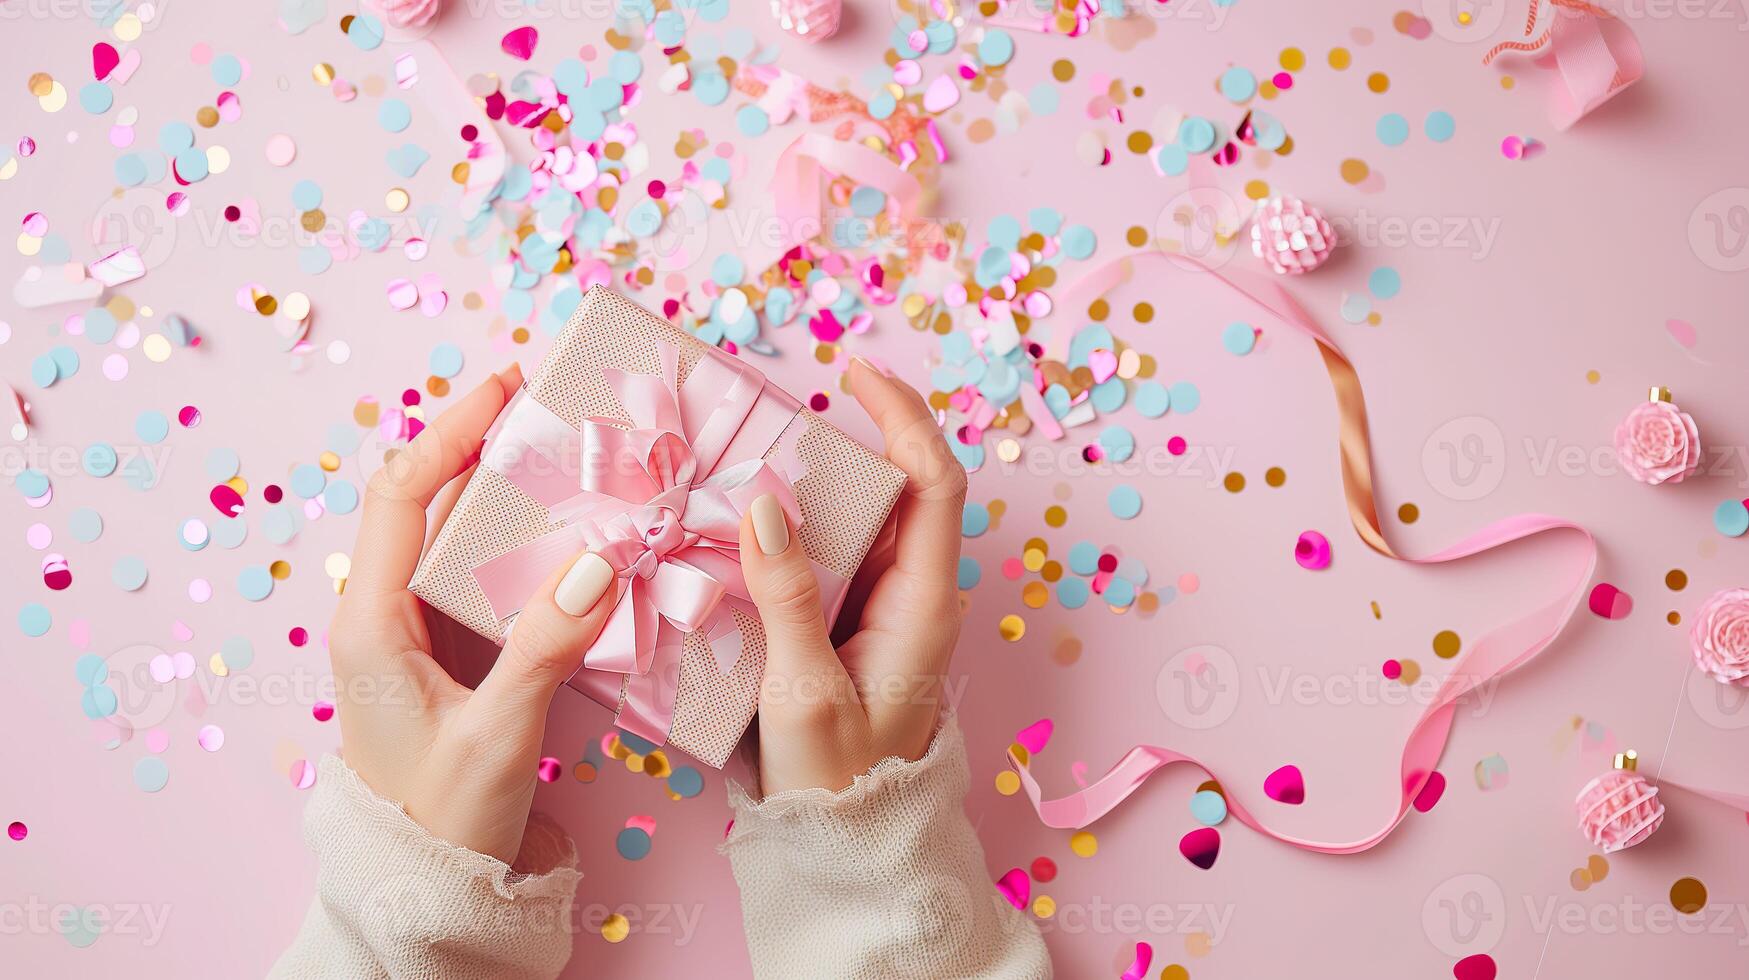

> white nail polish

[
  {"left": 750, "top": 494, "right": 790, "bottom": 556},
  {"left": 555, "top": 553, "right": 613, "bottom": 616}
]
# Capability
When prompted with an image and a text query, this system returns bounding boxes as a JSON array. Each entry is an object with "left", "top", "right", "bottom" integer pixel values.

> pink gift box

[{"left": 410, "top": 287, "right": 906, "bottom": 767}]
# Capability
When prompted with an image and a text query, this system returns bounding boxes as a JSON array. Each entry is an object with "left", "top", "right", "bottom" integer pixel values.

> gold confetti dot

[
  {"left": 1585, "top": 369, "right": 1601, "bottom": 384},
  {"left": 1088, "top": 299, "right": 1109, "bottom": 321},
  {"left": 1045, "top": 505, "right": 1067, "bottom": 527},
  {"left": 1185, "top": 932, "right": 1213, "bottom": 957},
  {"left": 1366, "top": 71, "right": 1390, "bottom": 93},
  {"left": 28, "top": 73, "right": 54, "bottom": 97},
  {"left": 1398, "top": 502, "right": 1419, "bottom": 524},
  {"left": 1053, "top": 635, "right": 1082, "bottom": 665},
  {"left": 1570, "top": 868, "right": 1592, "bottom": 890},
  {"left": 312, "top": 63, "right": 335, "bottom": 85},
  {"left": 1022, "top": 582, "right": 1050, "bottom": 608},
  {"left": 1126, "top": 131, "right": 1153, "bottom": 154},
  {"left": 196, "top": 106, "right": 220, "bottom": 128},
  {"left": 572, "top": 761, "right": 597, "bottom": 783},
  {"left": 999, "top": 614, "right": 1027, "bottom": 641},
  {"left": 1666, "top": 569, "right": 1687, "bottom": 591},
  {"left": 1069, "top": 830, "right": 1098, "bottom": 857},
  {"left": 427, "top": 376, "right": 451, "bottom": 397},
  {"left": 1396, "top": 659, "right": 1422, "bottom": 684},
  {"left": 209, "top": 653, "right": 229, "bottom": 677},
  {"left": 1032, "top": 895, "right": 1056, "bottom": 918},
  {"left": 995, "top": 770, "right": 1021, "bottom": 795},
  {"left": 1340, "top": 158, "right": 1370, "bottom": 185},
  {"left": 1279, "top": 47, "right": 1306, "bottom": 71},
  {"left": 1244, "top": 179, "right": 1271, "bottom": 200},
  {"left": 1022, "top": 547, "right": 1046, "bottom": 573},
  {"left": 1161, "top": 966, "right": 1190, "bottom": 980},
  {"left": 1041, "top": 560, "right": 1062, "bottom": 582},
  {"left": 1328, "top": 47, "right": 1351, "bottom": 70},
  {"left": 1133, "top": 302, "right": 1154, "bottom": 323},
  {"left": 319, "top": 451, "right": 341, "bottom": 472},
  {"left": 1052, "top": 59, "right": 1076, "bottom": 82},
  {"left": 1667, "top": 611, "right": 1682, "bottom": 626},
  {"left": 1222, "top": 472, "right": 1245, "bottom": 493},
  {"left": 1126, "top": 225, "right": 1149, "bottom": 247},
  {"left": 270, "top": 560, "right": 292, "bottom": 580},
  {"left": 1259, "top": 79, "right": 1279, "bottom": 100},
  {"left": 1264, "top": 467, "right": 1286, "bottom": 487},
  {"left": 600, "top": 913, "right": 630, "bottom": 942},
  {"left": 1501, "top": 75, "right": 1516, "bottom": 90},
  {"left": 1432, "top": 630, "right": 1461, "bottom": 659},
  {"left": 254, "top": 294, "right": 279, "bottom": 316},
  {"left": 1670, "top": 877, "right": 1707, "bottom": 915},
  {"left": 1588, "top": 854, "right": 1609, "bottom": 882},
  {"left": 300, "top": 209, "right": 327, "bottom": 233}
]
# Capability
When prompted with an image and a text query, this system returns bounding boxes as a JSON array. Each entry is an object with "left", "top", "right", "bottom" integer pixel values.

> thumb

[
  {"left": 739, "top": 494, "right": 854, "bottom": 707},
  {"left": 468, "top": 551, "right": 617, "bottom": 730}
]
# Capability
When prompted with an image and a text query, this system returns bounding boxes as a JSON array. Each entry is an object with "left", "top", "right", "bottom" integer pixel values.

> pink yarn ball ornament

[
  {"left": 1294, "top": 530, "right": 1331, "bottom": 570},
  {"left": 1613, "top": 387, "right": 1700, "bottom": 486},
  {"left": 1574, "top": 751, "right": 1664, "bottom": 854},
  {"left": 1250, "top": 196, "right": 1335, "bottom": 274},
  {"left": 771, "top": 0, "right": 842, "bottom": 41}
]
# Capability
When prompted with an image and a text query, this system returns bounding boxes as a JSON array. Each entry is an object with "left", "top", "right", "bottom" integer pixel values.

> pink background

[{"left": 4, "top": 1, "right": 1748, "bottom": 977}]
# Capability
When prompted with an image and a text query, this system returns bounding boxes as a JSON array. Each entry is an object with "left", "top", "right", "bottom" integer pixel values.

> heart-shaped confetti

[
  {"left": 93, "top": 43, "right": 120, "bottom": 82},
  {"left": 1015, "top": 718, "right": 1054, "bottom": 754},
  {"left": 1178, "top": 827, "right": 1220, "bottom": 869},
  {"left": 1087, "top": 348, "right": 1119, "bottom": 384},
  {"left": 1588, "top": 582, "right": 1632, "bottom": 620},
  {"left": 923, "top": 74, "right": 960, "bottom": 113},
  {"left": 501, "top": 26, "right": 539, "bottom": 61},
  {"left": 1453, "top": 953, "right": 1497, "bottom": 980},
  {"left": 1264, "top": 764, "right": 1305, "bottom": 805},
  {"left": 995, "top": 867, "right": 1029, "bottom": 909}
]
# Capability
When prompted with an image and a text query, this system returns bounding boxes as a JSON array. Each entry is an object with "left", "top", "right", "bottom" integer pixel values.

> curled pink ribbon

[
  {"left": 471, "top": 340, "right": 818, "bottom": 745},
  {"left": 1484, "top": 0, "right": 1644, "bottom": 130}
]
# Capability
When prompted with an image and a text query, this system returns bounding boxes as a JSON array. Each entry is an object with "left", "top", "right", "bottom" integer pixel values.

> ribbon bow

[{"left": 472, "top": 340, "right": 804, "bottom": 744}]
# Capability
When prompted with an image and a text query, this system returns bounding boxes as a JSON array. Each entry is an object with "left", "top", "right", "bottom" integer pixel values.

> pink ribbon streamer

[
  {"left": 471, "top": 340, "right": 819, "bottom": 745},
  {"left": 1484, "top": 0, "right": 1644, "bottom": 130},
  {"left": 763, "top": 132, "right": 924, "bottom": 268},
  {"left": 1011, "top": 251, "right": 1605, "bottom": 851}
]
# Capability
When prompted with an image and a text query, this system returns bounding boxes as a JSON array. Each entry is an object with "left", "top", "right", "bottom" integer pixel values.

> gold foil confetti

[
  {"left": 1665, "top": 569, "right": 1687, "bottom": 590},
  {"left": 1398, "top": 502, "right": 1420, "bottom": 524},
  {"left": 1432, "top": 630, "right": 1461, "bottom": 659},
  {"left": 1222, "top": 472, "right": 1245, "bottom": 493},
  {"left": 1264, "top": 467, "right": 1286, "bottom": 487},
  {"left": 1069, "top": 830, "right": 1097, "bottom": 857},
  {"left": 998, "top": 614, "right": 1026, "bottom": 641},
  {"left": 599, "top": 913, "right": 630, "bottom": 942},
  {"left": 995, "top": 770, "right": 1021, "bottom": 795},
  {"left": 1670, "top": 877, "right": 1707, "bottom": 914},
  {"left": 1032, "top": 895, "right": 1056, "bottom": 918}
]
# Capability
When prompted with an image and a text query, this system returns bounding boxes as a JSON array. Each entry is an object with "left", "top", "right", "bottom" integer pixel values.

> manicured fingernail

[
  {"left": 750, "top": 494, "right": 790, "bottom": 556},
  {"left": 555, "top": 552, "right": 613, "bottom": 616},
  {"left": 851, "top": 355, "right": 892, "bottom": 378}
]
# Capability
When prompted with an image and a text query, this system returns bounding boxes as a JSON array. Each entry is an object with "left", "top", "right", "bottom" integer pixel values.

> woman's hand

[
  {"left": 329, "top": 365, "right": 619, "bottom": 864},
  {"left": 738, "top": 358, "right": 968, "bottom": 795}
]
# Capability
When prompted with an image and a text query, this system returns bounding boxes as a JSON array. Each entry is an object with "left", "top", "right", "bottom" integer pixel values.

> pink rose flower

[
  {"left": 1612, "top": 400, "right": 1700, "bottom": 485},
  {"left": 370, "top": 0, "right": 441, "bottom": 28},
  {"left": 1691, "top": 587, "right": 1749, "bottom": 687}
]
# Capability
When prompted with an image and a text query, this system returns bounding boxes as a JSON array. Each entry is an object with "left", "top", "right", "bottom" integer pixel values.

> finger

[
  {"left": 468, "top": 550, "right": 617, "bottom": 729},
  {"left": 421, "top": 460, "right": 477, "bottom": 560},
  {"left": 847, "top": 358, "right": 968, "bottom": 579},
  {"left": 738, "top": 494, "right": 853, "bottom": 704},
  {"left": 348, "top": 364, "right": 521, "bottom": 597}
]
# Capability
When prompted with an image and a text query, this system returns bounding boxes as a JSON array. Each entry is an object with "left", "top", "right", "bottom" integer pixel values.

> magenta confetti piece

[
  {"left": 210, "top": 484, "right": 244, "bottom": 517},
  {"left": 1294, "top": 530, "right": 1331, "bottom": 570},
  {"left": 7, "top": 821, "right": 26, "bottom": 841},
  {"left": 1015, "top": 718, "right": 1053, "bottom": 754},
  {"left": 93, "top": 42, "right": 119, "bottom": 81},
  {"left": 1121, "top": 941, "right": 1153, "bottom": 980},
  {"left": 1411, "top": 770, "right": 1446, "bottom": 812},
  {"left": 42, "top": 554, "right": 71, "bottom": 591},
  {"left": 1453, "top": 953, "right": 1497, "bottom": 980},
  {"left": 537, "top": 756, "right": 562, "bottom": 782},
  {"left": 1588, "top": 582, "right": 1632, "bottom": 619},
  {"left": 994, "top": 867, "right": 1029, "bottom": 909},
  {"left": 1264, "top": 764, "right": 1305, "bottom": 804},
  {"left": 501, "top": 26, "right": 539, "bottom": 61},
  {"left": 1178, "top": 828, "right": 1220, "bottom": 869}
]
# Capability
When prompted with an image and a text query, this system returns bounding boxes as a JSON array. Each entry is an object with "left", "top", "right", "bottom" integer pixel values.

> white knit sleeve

[
  {"left": 720, "top": 717, "right": 1052, "bottom": 979},
  {"left": 269, "top": 755, "right": 581, "bottom": 980}
]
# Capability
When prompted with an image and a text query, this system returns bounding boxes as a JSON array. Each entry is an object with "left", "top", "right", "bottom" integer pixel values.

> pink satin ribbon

[
  {"left": 472, "top": 340, "right": 818, "bottom": 745},
  {"left": 1484, "top": 0, "right": 1644, "bottom": 130},
  {"left": 764, "top": 132, "right": 923, "bottom": 267},
  {"left": 1011, "top": 251, "right": 1605, "bottom": 851}
]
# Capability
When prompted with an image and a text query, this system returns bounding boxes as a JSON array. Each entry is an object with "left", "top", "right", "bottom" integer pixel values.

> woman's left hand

[{"left": 327, "top": 365, "right": 619, "bottom": 864}]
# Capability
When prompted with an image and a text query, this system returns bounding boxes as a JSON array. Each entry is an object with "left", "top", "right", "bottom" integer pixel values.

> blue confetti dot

[
  {"left": 82, "top": 686, "right": 117, "bottom": 719},
  {"left": 1369, "top": 266, "right": 1402, "bottom": 299},
  {"left": 1090, "top": 377, "right": 1127, "bottom": 413},
  {"left": 1222, "top": 321, "right": 1256, "bottom": 355},
  {"left": 69, "top": 508, "right": 103, "bottom": 543},
  {"left": 84, "top": 308, "right": 118, "bottom": 344},
  {"left": 346, "top": 14, "right": 385, "bottom": 49},
  {"left": 112, "top": 556, "right": 148, "bottom": 592},
  {"left": 220, "top": 636, "right": 254, "bottom": 670},
  {"left": 609, "top": 50, "right": 643, "bottom": 84},
  {"left": 1057, "top": 577, "right": 1090, "bottom": 609},
  {"left": 210, "top": 53, "right": 243, "bottom": 86},
  {"left": 31, "top": 355, "right": 59, "bottom": 388},
  {"left": 135, "top": 410, "right": 169, "bottom": 444},
  {"left": 1068, "top": 541, "right": 1101, "bottom": 576},
  {"left": 74, "top": 654, "right": 108, "bottom": 687},
  {"left": 1029, "top": 83, "right": 1059, "bottom": 116},
  {"left": 988, "top": 214, "right": 1023, "bottom": 251},
  {"left": 1425, "top": 110, "right": 1456, "bottom": 142},
  {"left": 1190, "top": 789, "right": 1228, "bottom": 825},
  {"left": 616, "top": 826, "right": 652, "bottom": 860},
  {"left": 292, "top": 180, "right": 323, "bottom": 212},
  {"left": 1167, "top": 382, "right": 1201, "bottom": 413},
  {"left": 1104, "top": 577, "right": 1136, "bottom": 607},
  {"left": 18, "top": 603, "right": 51, "bottom": 638},
  {"left": 299, "top": 246, "right": 332, "bottom": 275},
  {"left": 289, "top": 464, "right": 327, "bottom": 499},
  {"left": 957, "top": 556, "right": 982, "bottom": 590},
  {"left": 158, "top": 122, "right": 195, "bottom": 154},
  {"left": 692, "top": 71, "right": 729, "bottom": 106},
  {"left": 710, "top": 253, "right": 745, "bottom": 286},
  {"left": 1108, "top": 485, "right": 1142, "bottom": 520},
  {"left": 1178, "top": 117, "right": 1217, "bottom": 154},
  {"left": 173, "top": 147, "right": 209, "bottom": 182},
  {"left": 1218, "top": 67, "right": 1257, "bottom": 103},
  {"left": 16, "top": 468, "right": 50, "bottom": 499},
  {"left": 1715, "top": 499, "right": 1749, "bottom": 537},
  {"left": 378, "top": 99, "right": 412, "bottom": 133},
  {"left": 114, "top": 153, "right": 148, "bottom": 187},
  {"left": 735, "top": 104, "right": 769, "bottom": 137},
  {"left": 212, "top": 517, "right": 247, "bottom": 549},
  {"left": 1156, "top": 143, "right": 1189, "bottom": 177},
  {"left": 979, "top": 28, "right": 1015, "bottom": 66},
  {"left": 79, "top": 82, "right": 114, "bottom": 114},
  {"left": 1135, "top": 381, "right": 1171, "bottom": 418},
  {"left": 1376, "top": 113, "right": 1410, "bottom": 146},
  {"left": 133, "top": 756, "right": 170, "bottom": 793},
  {"left": 962, "top": 502, "right": 991, "bottom": 537},
  {"left": 868, "top": 90, "right": 897, "bottom": 120},
  {"left": 429, "top": 343, "right": 464, "bottom": 379},
  {"left": 237, "top": 565, "right": 274, "bottom": 601},
  {"left": 1061, "top": 224, "right": 1097, "bottom": 260},
  {"left": 324, "top": 480, "right": 360, "bottom": 515},
  {"left": 850, "top": 186, "right": 887, "bottom": 218},
  {"left": 1098, "top": 426, "right": 1136, "bottom": 463},
  {"left": 668, "top": 766, "right": 704, "bottom": 798},
  {"left": 205, "top": 447, "right": 240, "bottom": 481},
  {"left": 82, "top": 443, "right": 118, "bottom": 478}
]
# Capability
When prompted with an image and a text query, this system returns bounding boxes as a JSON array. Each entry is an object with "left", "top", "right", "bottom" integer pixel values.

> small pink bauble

[
  {"left": 1294, "top": 530, "right": 1331, "bottom": 570},
  {"left": 1250, "top": 196, "right": 1335, "bottom": 274},
  {"left": 771, "top": 0, "right": 842, "bottom": 42},
  {"left": 1574, "top": 751, "right": 1664, "bottom": 854}
]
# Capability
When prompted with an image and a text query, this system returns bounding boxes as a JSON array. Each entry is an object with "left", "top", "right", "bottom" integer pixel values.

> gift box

[{"left": 410, "top": 287, "right": 907, "bottom": 767}]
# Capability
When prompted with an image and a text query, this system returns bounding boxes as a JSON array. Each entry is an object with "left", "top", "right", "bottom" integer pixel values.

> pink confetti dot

[
  {"left": 7, "top": 821, "right": 25, "bottom": 841},
  {"left": 1177, "top": 572, "right": 1200, "bottom": 594},
  {"left": 537, "top": 757, "right": 562, "bottom": 782},
  {"left": 145, "top": 728, "right": 171, "bottom": 753},
  {"left": 196, "top": 724, "right": 224, "bottom": 752},
  {"left": 25, "top": 523, "right": 51, "bottom": 549},
  {"left": 1167, "top": 436, "right": 1187, "bottom": 456},
  {"left": 312, "top": 701, "right": 334, "bottom": 722},
  {"left": 102, "top": 354, "right": 129, "bottom": 381},
  {"left": 1501, "top": 135, "right": 1525, "bottom": 160},
  {"left": 1272, "top": 72, "right": 1293, "bottom": 90},
  {"left": 265, "top": 133, "right": 296, "bottom": 167},
  {"left": 178, "top": 405, "right": 201, "bottom": 427},
  {"left": 188, "top": 578, "right": 212, "bottom": 603},
  {"left": 1382, "top": 659, "right": 1402, "bottom": 680},
  {"left": 288, "top": 627, "right": 308, "bottom": 647},
  {"left": 1002, "top": 557, "right": 1024, "bottom": 580}
]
